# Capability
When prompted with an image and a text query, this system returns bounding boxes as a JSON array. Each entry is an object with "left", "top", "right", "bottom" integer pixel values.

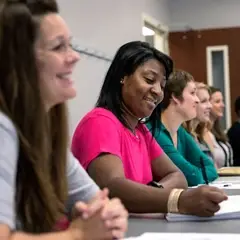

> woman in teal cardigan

[{"left": 147, "top": 70, "right": 218, "bottom": 186}]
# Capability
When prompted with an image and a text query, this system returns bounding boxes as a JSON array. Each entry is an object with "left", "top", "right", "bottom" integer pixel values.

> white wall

[
  {"left": 57, "top": 0, "right": 171, "bottom": 134},
  {"left": 169, "top": 0, "right": 240, "bottom": 31}
]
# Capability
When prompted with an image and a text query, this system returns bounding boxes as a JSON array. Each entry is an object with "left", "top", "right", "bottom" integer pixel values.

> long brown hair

[
  {"left": 0, "top": 0, "right": 68, "bottom": 232},
  {"left": 209, "top": 86, "right": 227, "bottom": 142}
]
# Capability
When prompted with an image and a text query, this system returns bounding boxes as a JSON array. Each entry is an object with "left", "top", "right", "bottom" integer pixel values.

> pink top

[{"left": 71, "top": 107, "right": 163, "bottom": 184}]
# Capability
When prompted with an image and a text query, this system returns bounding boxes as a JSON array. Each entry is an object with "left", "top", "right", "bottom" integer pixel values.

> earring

[{"left": 120, "top": 79, "right": 124, "bottom": 84}]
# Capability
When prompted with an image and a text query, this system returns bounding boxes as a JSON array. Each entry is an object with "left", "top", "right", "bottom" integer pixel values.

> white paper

[
  {"left": 209, "top": 182, "right": 240, "bottom": 189},
  {"left": 129, "top": 213, "right": 164, "bottom": 219},
  {"left": 166, "top": 195, "right": 240, "bottom": 221},
  {"left": 125, "top": 233, "right": 240, "bottom": 240},
  {"left": 214, "top": 178, "right": 240, "bottom": 184},
  {"left": 190, "top": 182, "right": 240, "bottom": 189}
]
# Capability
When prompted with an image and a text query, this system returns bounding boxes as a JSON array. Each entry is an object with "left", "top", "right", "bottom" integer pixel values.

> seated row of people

[
  {"left": 184, "top": 83, "right": 233, "bottom": 169},
  {"left": 146, "top": 71, "right": 218, "bottom": 186},
  {"left": 0, "top": 1, "right": 230, "bottom": 237},
  {"left": 72, "top": 41, "right": 226, "bottom": 217}
]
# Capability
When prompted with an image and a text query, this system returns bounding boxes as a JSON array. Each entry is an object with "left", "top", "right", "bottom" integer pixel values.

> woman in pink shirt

[{"left": 72, "top": 41, "right": 227, "bottom": 216}]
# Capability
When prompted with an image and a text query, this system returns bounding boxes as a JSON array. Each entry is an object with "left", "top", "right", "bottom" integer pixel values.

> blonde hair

[{"left": 184, "top": 82, "right": 211, "bottom": 142}]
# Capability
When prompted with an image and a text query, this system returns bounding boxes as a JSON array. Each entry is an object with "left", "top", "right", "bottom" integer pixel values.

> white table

[
  {"left": 214, "top": 176, "right": 240, "bottom": 182},
  {"left": 126, "top": 176, "right": 240, "bottom": 237}
]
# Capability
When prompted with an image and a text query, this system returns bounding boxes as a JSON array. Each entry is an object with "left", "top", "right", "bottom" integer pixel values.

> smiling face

[
  {"left": 175, "top": 81, "right": 200, "bottom": 121},
  {"left": 121, "top": 59, "right": 166, "bottom": 118},
  {"left": 210, "top": 91, "right": 225, "bottom": 119},
  {"left": 35, "top": 13, "right": 80, "bottom": 109},
  {"left": 196, "top": 88, "right": 212, "bottom": 123}
]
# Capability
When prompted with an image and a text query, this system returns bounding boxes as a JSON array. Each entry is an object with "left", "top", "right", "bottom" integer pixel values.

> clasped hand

[{"left": 69, "top": 188, "right": 128, "bottom": 240}]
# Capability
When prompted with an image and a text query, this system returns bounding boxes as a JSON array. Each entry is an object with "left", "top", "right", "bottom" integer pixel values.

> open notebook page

[{"left": 166, "top": 195, "right": 240, "bottom": 221}]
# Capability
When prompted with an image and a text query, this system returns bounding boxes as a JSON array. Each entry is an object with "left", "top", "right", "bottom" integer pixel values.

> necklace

[
  {"left": 121, "top": 103, "right": 139, "bottom": 133},
  {"left": 123, "top": 115, "right": 137, "bottom": 134}
]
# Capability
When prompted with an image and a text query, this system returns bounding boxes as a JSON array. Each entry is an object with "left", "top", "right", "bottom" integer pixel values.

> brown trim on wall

[{"left": 169, "top": 27, "right": 240, "bottom": 123}]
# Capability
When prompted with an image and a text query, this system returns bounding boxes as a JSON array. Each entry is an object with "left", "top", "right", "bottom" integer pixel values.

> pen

[
  {"left": 223, "top": 184, "right": 231, "bottom": 187},
  {"left": 200, "top": 156, "right": 209, "bottom": 185}
]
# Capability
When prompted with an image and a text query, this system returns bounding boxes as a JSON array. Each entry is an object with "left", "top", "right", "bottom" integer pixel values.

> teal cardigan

[{"left": 147, "top": 122, "right": 218, "bottom": 186}]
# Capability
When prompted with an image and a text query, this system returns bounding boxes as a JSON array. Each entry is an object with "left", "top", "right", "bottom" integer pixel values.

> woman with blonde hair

[{"left": 184, "top": 82, "right": 214, "bottom": 162}]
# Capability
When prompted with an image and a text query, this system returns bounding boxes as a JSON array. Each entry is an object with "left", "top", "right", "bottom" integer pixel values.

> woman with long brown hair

[
  {"left": 207, "top": 87, "right": 233, "bottom": 168},
  {"left": 0, "top": 0, "right": 127, "bottom": 239}
]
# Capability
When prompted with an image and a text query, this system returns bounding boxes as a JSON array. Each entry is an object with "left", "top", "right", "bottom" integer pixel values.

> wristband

[{"left": 167, "top": 188, "right": 184, "bottom": 213}]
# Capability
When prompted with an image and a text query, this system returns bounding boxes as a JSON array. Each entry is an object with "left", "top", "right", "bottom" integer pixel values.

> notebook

[
  {"left": 166, "top": 195, "right": 240, "bottom": 222},
  {"left": 125, "top": 233, "right": 240, "bottom": 240}
]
